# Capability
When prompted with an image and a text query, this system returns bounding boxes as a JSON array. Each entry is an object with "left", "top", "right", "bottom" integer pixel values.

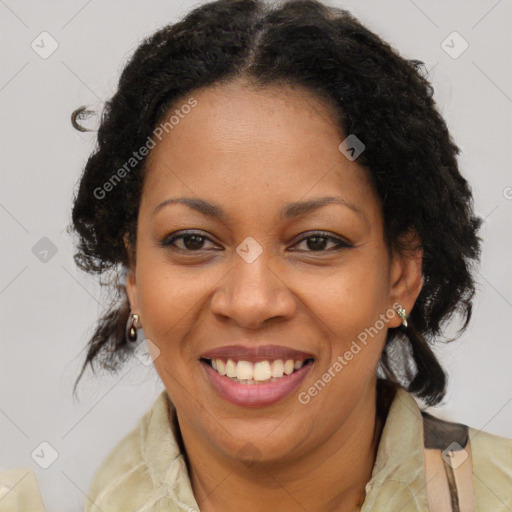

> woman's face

[{"left": 126, "top": 79, "right": 421, "bottom": 465}]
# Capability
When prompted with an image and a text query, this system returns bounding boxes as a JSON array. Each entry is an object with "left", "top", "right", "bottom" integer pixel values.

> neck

[{"left": 179, "top": 379, "right": 389, "bottom": 512}]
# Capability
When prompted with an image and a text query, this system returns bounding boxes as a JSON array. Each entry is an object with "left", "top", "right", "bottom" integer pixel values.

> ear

[
  {"left": 387, "top": 230, "right": 424, "bottom": 328},
  {"left": 124, "top": 233, "right": 139, "bottom": 313}
]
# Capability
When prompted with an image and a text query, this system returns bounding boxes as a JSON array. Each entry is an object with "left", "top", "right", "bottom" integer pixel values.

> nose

[{"left": 210, "top": 250, "right": 297, "bottom": 329}]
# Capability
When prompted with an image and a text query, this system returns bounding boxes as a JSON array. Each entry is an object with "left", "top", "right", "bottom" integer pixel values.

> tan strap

[
  {"left": 423, "top": 412, "right": 475, "bottom": 512},
  {"left": 446, "top": 438, "right": 475, "bottom": 512},
  {"left": 424, "top": 447, "right": 453, "bottom": 511}
]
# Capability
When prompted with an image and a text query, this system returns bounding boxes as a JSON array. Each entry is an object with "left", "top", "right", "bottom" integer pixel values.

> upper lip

[{"left": 199, "top": 344, "right": 315, "bottom": 362}]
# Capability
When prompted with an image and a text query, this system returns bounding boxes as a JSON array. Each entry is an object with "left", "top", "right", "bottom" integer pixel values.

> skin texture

[{"left": 125, "top": 79, "right": 423, "bottom": 512}]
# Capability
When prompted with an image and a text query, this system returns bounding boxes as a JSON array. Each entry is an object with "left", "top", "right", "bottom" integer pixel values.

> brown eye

[
  {"left": 179, "top": 234, "right": 207, "bottom": 250},
  {"left": 161, "top": 231, "right": 219, "bottom": 252},
  {"left": 291, "top": 232, "right": 352, "bottom": 252}
]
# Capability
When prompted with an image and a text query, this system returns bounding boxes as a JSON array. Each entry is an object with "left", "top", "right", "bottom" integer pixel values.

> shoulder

[
  {"left": 421, "top": 408, "right": 512, "bottom": 510},
  {"left": 85, "top": 389, "right": 197, "bottom": 512},
  {"left": 367, "top": 383, "right": 512, "bottom": 511},
  {"left": 421, "top": 408, "right": 512, "bottom": 473},
  {"left": 468, "top": 424, "right": 512, "bottom": 460},
  {"left": 468, "top": 425, "right": 512, "bottom": 509},
  {"left": 0, "top": 468, "right": 46, "bottom": 512},
  {"left": 85, "top": 392, "right": 170, "bottom": 512},
  {"left": 85, "top": 422, "right": 152, "bottom": 512}
]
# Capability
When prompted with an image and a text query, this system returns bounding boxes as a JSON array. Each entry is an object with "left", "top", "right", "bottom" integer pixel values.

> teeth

[
  {"left": 225, "top": 359, "right": 236, "bottom": 378},
  {"left": 236, "top": 361, "right": 253, "bottom": 380},
  {"left": 271, "top": 359, "right": 284, "bottom": 378},
  {"left": 284, "top": 360, "right": 294, "bottom": 375},
  {"left": 217, "top": 360, "right": 226, "bottom": 376},
  {"left": 253, "top": 361, "right": 272, "bottom": 381},
  {"left": 210, "top": 357, "right": 308, "bottom": 383}
]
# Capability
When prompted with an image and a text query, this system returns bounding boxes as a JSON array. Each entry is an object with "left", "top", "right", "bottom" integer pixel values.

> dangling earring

[
  {"left": 396, "top": 305, "right": 408, "bottom": 328},
  {"left": 127, "top": 313, "right": 140, "bottom": 342}
]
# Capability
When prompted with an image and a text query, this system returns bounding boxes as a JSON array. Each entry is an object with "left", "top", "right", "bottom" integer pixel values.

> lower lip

[{"left": 201, "top": 360, "right": 312, "bottom": 407}]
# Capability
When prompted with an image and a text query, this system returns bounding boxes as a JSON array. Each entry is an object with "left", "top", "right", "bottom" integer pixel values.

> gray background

[{"left": 1, "top": 0, "right": 511, "bottom": 510}]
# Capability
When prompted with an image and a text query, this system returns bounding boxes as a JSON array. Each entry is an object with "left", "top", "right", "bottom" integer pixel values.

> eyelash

[{"left": 161, "top": 230, "right": 353, "bottom": 253}]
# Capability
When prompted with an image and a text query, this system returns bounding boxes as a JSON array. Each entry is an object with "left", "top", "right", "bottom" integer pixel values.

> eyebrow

[{"left": 152, "top": 196, "right": 366, "bottom": 222}]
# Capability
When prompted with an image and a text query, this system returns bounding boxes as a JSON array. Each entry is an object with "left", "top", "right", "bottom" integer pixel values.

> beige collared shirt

[{"left": 2, "top": 387, "right": 511, "bottom": 511}]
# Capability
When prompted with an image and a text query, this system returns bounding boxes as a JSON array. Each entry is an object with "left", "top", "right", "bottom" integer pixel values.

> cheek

[
  {"left": 298, "top": 252, "right": 391, "bottom": 339},
  {"left": 135, "top": 254, "right": 218, "bottom": 357},
  {"left": 134, "top": 257, "right": 214, "bottom": 410},
  {"left": 294, "top": 262, "right": 390, "bottom": 427},
  {"left": 295, "top": 252, "right": 391, "bottom": 404}
]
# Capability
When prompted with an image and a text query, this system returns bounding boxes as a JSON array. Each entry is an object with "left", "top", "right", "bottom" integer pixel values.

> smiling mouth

[{"left": 200, "top": 357, "right": 315, "bottom": 385}]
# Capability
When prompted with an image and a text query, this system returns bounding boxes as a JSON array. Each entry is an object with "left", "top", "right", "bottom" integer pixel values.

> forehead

[{"left": 140, "top": 80, "right": 379, "bottom": 222}]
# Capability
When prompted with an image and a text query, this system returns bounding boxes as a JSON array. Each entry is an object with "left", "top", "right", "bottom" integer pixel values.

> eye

[
  {"left": 161, "top": 230, "right": 352, "bottom": 254},
  {"left": 161, "top": 230, "right": 220, "bottom": 252},
  {"left": 290, "top": 231, "right": 353, "bottom": 252}
]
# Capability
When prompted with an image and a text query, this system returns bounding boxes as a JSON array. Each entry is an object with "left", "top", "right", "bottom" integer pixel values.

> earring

[
  {"left": 396, "top": 305, "right": 408, "bottom": 328},
  {"left": 127, "top": 313, "right": 140, "bottom": 342}
]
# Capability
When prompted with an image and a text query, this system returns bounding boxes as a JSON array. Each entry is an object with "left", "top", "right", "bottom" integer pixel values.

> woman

[{"left": 49, "top": 0, "right": 512, "bottom": 510}]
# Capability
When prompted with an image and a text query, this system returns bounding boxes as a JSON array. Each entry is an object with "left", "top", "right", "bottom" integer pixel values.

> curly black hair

[{"left": 69, "top": 0, "right": 481, "bottom": 406}]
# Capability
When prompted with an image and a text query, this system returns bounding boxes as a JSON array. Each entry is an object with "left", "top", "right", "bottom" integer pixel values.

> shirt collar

[
  {"left": 362, "top": 384, "right": 429, "bottom": 511},
  {"left": 141, "top": 384, "right": 428, "bottom": 511},
  {"left": 139, "top": 389, "right": 199, "bottom": 509}
]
